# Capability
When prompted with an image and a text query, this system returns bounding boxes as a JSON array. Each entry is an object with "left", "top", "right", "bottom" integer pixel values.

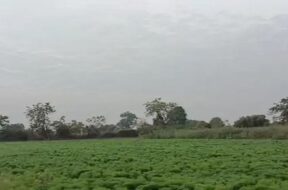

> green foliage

[
  {"left": 25, "top": 102, "right": 56, "bottom": 139},
  {"left": 143, "top": 125, "right": 288, "bottom": 139},
  {"left": 51, "top": 116, "right": 71, "bottom": 138},
  {"left": 209, "top": 117, "right": 225, "bottom": 128},
  {"left": 0, "top": 123, "right": 27, "bottom": 141},
  {"left": 167, "top": 106, "right": 187, "bottom": 125},
  {"left": 86, "top": 116, "right": 106, "bottom": 137},
  {"left": 117, "top": 111, "right": 138, "bottom": 129},
  {"left": 270, "top": 97, "right": 288, "bottom": 124},
  {"left": 0, "top": 139, "right": 288, "bottom": 189},
  {"left": 85, "top": 125, "right": 100, "bottom": 138},
  {"left": 98, "top": 124, "right": 118, "bottom": 136},
  {"left": 186, "top": 120, "right": 211, "bottom": 128},
  {"left": 69, "top": 120, "right": 85, "bottom": 137},
  {"left": 234, "top": 115, "right": 270, "bottom": 128},
  {"left": 144, "top": 98, "right": 177, "bottom": 126},
  {"left": 116, "top": 129, "right": 139, "bottom": 137}
]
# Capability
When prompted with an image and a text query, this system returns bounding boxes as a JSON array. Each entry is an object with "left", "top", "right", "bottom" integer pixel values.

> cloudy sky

[{"left": 0, "top": 0, "right": 288, "bottom": 125}]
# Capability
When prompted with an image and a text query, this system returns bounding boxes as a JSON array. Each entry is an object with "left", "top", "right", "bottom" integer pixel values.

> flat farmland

[{"left": 0, "top": 139, "right": 287, "bottom": 190}]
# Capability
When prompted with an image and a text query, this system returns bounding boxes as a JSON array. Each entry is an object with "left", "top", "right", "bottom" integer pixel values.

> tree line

[{"left": 0, "top": 97, "right": 288, "bottom": 141}]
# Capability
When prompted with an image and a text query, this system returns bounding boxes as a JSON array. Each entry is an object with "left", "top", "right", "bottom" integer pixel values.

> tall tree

[
  {"left": 26, "top": 103, "right": 56, "bottom": 139},
  {"left": 269, "top": 97, "right": 288, "bottom": 124},
  {"left": 144, "top": 98, "right": 177, "bottom": 126},
  {"left": 117, "top": 111, "right": 137, "bottom": 129},
  {"left": 167, "top": 106, "right": 187, "bottom": 125}
]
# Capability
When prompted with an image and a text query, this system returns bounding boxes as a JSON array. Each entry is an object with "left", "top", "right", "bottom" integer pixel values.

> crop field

[{"left": 0, "top": 139, "right": 288, "bottom": 190}]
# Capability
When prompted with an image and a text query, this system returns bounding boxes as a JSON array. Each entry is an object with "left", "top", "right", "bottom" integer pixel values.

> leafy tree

[
  {"left": 209, "top": 117, "right": 225, "bottom": 128},
  {"left": 234, "top": 115, "right": 270, "bottom": 128},
  {"left": 51, "top": 116, "right": 71, "bottom": 138},
  {"left": 117, "top": 111, "right": 137, "bottom": 129},
  {"left": 25, "top": 103, "right": 56, "bottom": 139},
  {"left": 85, "top": 125, "right": 100, "bottom": 138},
  {"left": 69, "top": 120, "right": 85, "bottom": 137},
  {"left": 269, "top": 97, "right": 288, "bottom": 124},
  {"left": 99, "top": 124, "right": 117, "bottom": 136},
  {"left": 0, "top": 115, "right": 9, "bottom": 127},
  {"left": 86, "top": 116, "right": 106, "bottom": 128},
  {"left": 0, "top": 123, "right": 27, "bottom": 141},
  {"left": 86, "top": 116, "right": 106, "bottom": 138},
  {"left": 144, "top": 98, "right": 177, "bottom": 126},
  {"left": 167, "top": 106, "right": 187, "bottom": 125}
]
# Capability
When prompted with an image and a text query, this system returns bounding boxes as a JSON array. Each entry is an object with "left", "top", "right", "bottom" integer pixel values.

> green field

[{"left": 0, "top": 139, "right": 288, "bottom": 190}]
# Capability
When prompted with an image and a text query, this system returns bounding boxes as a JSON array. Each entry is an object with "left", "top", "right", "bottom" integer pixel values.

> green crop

[{"left": 0, "top": 139, "right": 288, "bottom": 190}]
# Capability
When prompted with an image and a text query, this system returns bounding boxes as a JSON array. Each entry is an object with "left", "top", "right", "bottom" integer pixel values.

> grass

[
  {"left": 142, "top": 125, "right": 288, "bottom": 139},
  {"left": 0, "top": 139, "right": 288, "bottom": 189}
]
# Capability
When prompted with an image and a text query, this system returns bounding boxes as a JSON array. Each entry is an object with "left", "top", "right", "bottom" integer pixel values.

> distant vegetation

[
  {"left": 1, "top": 97, "right": 288, "bottom": 141},
  {"left": 142, "top": 125, "right": 288, "bottom": 139}
]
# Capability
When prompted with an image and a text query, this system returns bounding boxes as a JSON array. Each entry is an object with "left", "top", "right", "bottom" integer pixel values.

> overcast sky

[{"left": 1, "top": 0, "right": 288, "bottom": 125}]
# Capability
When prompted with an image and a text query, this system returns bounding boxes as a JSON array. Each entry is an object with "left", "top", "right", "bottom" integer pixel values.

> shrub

[
  {"left": 100, "top": 132, "right": 116, "bottom": 138},
  {"left": 234, "top": 115, "right": 270, "bottom": 128},
  {"left": 116, "top": 130, "right": 139, "bottom": 138},
  {"left": 0, "top": 124, "right": 28, "bottom": 141},
  {"left": 209, "top": 117, "right": 225, "bottom": 128},
  {"left": 142, "top": 125, "right": 288, "bottom": 139},
  {"left": 185, "top": 120, "right": 211, "bottom": 129}
]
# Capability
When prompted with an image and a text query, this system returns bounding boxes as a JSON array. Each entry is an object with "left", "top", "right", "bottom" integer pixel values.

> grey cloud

[
  {"left": 0, "top": 67, "right": 23, "bottom": 74},
  {"left": 0, "top": 0, "right": 288, "bottom": 124}
]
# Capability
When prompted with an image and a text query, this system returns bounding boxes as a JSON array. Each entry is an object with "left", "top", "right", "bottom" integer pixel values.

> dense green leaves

[
  {"left": 0, "top": 139, "right": 288, "bottom": 190},
  {"left": 144, "top": 98, "right": 177, "bottom": 126},
  {"left": 0, "top": 116, "right": 27, "bottom": 141},
  {"left": 167, "top": 106, "right": 187, "bottom": 125},
  {"left": 0, "top": 123, "right": 27, "bottom": 141},
  {"left": 144, "top": 98, "right": 188, "bottom": 126},
  {"left": 117, "top": 112, "right": 138, "bottom": 129}
]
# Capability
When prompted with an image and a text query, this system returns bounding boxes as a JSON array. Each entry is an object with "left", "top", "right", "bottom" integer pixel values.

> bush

[
  {"left": 116, "top": 130, "right": 139, "bottom": 138},
  {"left": 209, "top": 117, "right": 225, "bottom": 128},
  {"left": 0, "top": 124, "right": 28, "bottom": 141},
  {"left": 142, "top": 125, "right": 288, "bottom": 139},
  {"left": 100, "top": 132, "right": 116, "bottom": 138},
  {"left": 185, "top": 120, "right": 211, "bottom": 128},
  {"left": 137, "top": 124, "right": 155, "bottom": 135},
  {"left": 234, "top": 115, "right": 270, "bottom": 128},
  {"left": 86, "top": 125, "right": 100, "bottom": 138}
]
